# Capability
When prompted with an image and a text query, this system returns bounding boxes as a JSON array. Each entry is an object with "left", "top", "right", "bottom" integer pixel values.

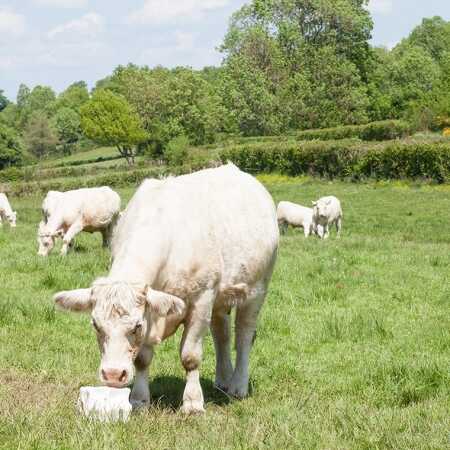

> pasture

[{"left": 0, "top": 177, "right": 449, "bottom": 449}]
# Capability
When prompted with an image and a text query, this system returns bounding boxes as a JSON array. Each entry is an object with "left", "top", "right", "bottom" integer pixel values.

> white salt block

[{"left": 77, "top": 386, "right": 132, "bottom": 422}]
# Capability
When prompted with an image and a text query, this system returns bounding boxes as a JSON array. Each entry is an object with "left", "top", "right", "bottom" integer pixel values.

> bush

[
  {"left": 296, "top": 120, "right": 412, "bottom": 142},
  {"left": 220, "top": 139, "right": 450, "bottom": 182},
  {"left": 163, "top": 135, "right": 189, "bottom": 166}
]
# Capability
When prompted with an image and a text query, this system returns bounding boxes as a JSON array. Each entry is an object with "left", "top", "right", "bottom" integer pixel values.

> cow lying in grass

[
  {"left": 312, "top": 196, "right": 343, "bottom": 239},
  {"left": 277, "top": 201, "right": 314, "bottom": 237},
  {"left": 0, "top": 193, "right": 17, "bottom": 228},
  {"left": 38, "top": 187, "right": 121, "bottom": 256},
  {"left": 54, "top": 164, "right": 279, "bottom": 414}
]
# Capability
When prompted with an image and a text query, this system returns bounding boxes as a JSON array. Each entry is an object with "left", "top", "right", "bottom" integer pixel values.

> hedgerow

[
  {"left": 295, "top": 120, "right": 412, "bottom": 142},
  {"left": 220, "top": 140, "right": 450, "bottom": 182}
]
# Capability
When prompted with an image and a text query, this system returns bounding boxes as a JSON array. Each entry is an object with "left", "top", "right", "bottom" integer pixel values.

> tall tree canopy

[{"left": 80, "top": 89, "right": 147, "bottom": 165}]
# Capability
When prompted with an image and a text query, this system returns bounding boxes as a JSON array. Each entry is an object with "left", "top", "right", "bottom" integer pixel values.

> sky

[{"left": 1, "top": 0, "right": 450, "bottom": 100}]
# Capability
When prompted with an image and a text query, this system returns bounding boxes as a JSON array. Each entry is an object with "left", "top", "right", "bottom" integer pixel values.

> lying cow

[
  {"left": 54, "top": 164, "right": 279, "bottom": 414},
  {"left": 312, "top": 195, "right": 342, "bottom": 239},
  {"left": 0, "top": 193, "right": 17, "bottom": 227},
  {"left": 38, "top": 187, "right": 121, "bottom": 256},
  {"left": 277, "top": 201, "right": 314, "bottom": 237}
]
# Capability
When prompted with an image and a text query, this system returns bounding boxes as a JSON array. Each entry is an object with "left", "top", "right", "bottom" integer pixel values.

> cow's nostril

[{"left": 119, "top": 370, "right": 127, "bottom": 383}]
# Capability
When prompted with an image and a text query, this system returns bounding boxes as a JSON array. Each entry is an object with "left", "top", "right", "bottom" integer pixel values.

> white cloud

[
  {"left": 0, "top": 8, "right": 26, "bottom": 40},
  {"left": 129, "top": 0, "right": 230, "bottom": 24},
  {"left": 368, "top": 0, "right": 393, "bottom": 15},
  {"left": 33, "top": 0, "right": 88, "bottom": 8},
  {"left": 47, "top": 12, "right": 105, "bottom": 40}
]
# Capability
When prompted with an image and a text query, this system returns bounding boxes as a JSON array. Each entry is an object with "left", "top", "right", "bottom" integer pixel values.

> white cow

[
  {"left": 54, "top": 164, "right": 279, "bottom": 414},
  {"left": 0, "top": 193, "right": 17, "bottom": 227},
  {"left": 312, "top": 196, "right": 343, "bottom": 239},
  {"left": 38, "top": 187, "right": 121, "bottom": 256},
  {"left": 277, "top": 201, "right": 314, "bottom": 237}
]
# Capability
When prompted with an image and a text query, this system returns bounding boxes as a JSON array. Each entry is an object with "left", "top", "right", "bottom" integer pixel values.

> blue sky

[{"left": 1, "top": 0, "right": 450, "bottom": 100}]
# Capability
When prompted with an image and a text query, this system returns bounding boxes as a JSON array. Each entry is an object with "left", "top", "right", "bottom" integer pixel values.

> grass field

[{"left": 0, "top": 177, "right": 449, "bottom": 449}]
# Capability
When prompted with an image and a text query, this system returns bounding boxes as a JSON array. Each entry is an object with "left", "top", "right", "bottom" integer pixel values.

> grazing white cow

[
  {"left": 0, "top": 193, "right": 17, "bottom": 227},
  {"left": 312, "top": 196, "right": 343, "bottom": 239},
  {"left": 54, "top": 164, "right": 279, "bottom": 414},
  {"left": 277, "top": 201, "right": 314, "bottom": 237},
  {"left": 38, "top": 187, "right": 121, "bottom": 256}
]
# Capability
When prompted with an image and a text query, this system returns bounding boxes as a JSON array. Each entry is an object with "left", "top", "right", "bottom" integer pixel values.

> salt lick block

[{"left": 77, "top": 386, "right": 132, "bottom": 422}]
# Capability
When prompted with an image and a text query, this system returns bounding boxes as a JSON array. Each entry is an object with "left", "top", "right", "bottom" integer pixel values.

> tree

[
  {"left": 105, "top": 64, "right": 227, "bottom": 148},
  {"left": 16, "top": 84, "right": 30, "bottom": 110},
  {"left": 398, "top": 16, "right": 450, "bottom": 64},
  {"left": 80, "top": 90, "right": 147, "bottom": 165},
  {"left": 0, "top": 90, "right": 9, "bottom": 112},
  {"left": 55, "top": 82, "right": 89, "bottom": 112},
  {"left": 24, "top": 112, "right": 58, "bottom": 159},
  {"left": 0, "top": 124, "right": 23, "bottom": 169},
  {"left": 53, "top": 107, "right": 81, "bottom": 155}
]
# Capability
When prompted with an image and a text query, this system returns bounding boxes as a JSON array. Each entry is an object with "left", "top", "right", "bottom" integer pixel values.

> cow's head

[
  {"left": 37, "top": 221, "right": 60, "bottom": 256},
  {"left": 54, "top": 278, "right": 185, "bottom": 388},
  {"left": 6, "top": 211, "right": 17, "bottom": 227},
  {"left": 312, "top": 198, "right": 332, "bottom": 221}
]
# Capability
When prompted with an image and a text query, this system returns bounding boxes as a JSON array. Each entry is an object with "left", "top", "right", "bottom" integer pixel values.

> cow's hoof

[
  {"left": 130, "top": 398, "right": 149, "bottom": 410},
  {"left": 180, "top": 400, "right": 205, "bottom": 415},
  {"left": 227, "top": 384, "right": 248, "bottom": 399}
]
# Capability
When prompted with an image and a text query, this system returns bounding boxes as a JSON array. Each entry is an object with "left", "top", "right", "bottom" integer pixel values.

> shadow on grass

[{"left": 148, "top": 375, "right": 231, "bottom": 411}]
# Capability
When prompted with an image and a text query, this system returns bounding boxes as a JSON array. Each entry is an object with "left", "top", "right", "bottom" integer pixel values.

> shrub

[
  {"left": 164, "top": 135, "right": 189, "bottom": 166},
  {"left": 220, "top": 139, "right": 450, "bottom": 182},
  {"left": 296, "top": 120, "right": 412, "bottom": 142}
]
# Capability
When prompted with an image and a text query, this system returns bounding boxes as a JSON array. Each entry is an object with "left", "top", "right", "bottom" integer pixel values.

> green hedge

[
  {"left": 220, "top": 140, "right": 450, "bottom": 182},
  {"left": 295, "top": 120, "right": 412, "bottom": 142}
]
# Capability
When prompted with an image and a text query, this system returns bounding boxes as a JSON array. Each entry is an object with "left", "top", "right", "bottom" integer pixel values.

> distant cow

[
  {"left": 0, "top": 193, "right": 17, "bottom": 227},
  {"left": 54, "top": 164, "right": 279, "bottom": 414},
  {"left": 38, "top": 187, "right": 121, "bottom": 256},
  {"left": 277, "top": 201, "right": 314, "bottom": 237},
  {"left": 312, "top": 196, "right": 342, "bottom": 239}
]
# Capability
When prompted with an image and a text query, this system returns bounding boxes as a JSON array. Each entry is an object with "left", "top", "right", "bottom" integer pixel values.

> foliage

[
  {"left": 220, "top": 139, "right": 450, "bottom": 182},
  {"left": 52, "top": 107, "right": 81, "bottom": 155},
  {"left": 107, "top": 65, "right": 228, "bottom": 148},
  {"left": 163, "top": 135, "right": 189, "bottom": 166},
  {"left": 295, "top": 120, "right": 412, "bottom": 142},
  {"left": 80, "top": 90, "right": 147, "bottom": 165},
  {"left": 0, "top": 89, "right": 9, "bottom": 112},
  {"left": 23, "top": 112, "right": 58, "bottom": 159},
  {"left": 0, "top": 124, "right": 23, "bottom": 170}
]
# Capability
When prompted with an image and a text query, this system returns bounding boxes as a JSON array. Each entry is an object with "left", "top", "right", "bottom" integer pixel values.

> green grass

[
  {"left": 0, "top": 179, "right": 449, "bottom": 449},
  {"left": 44, "top": 146, "right": 119, "bottom": 166}
]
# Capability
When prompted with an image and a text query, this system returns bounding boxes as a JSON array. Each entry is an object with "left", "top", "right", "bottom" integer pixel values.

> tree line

[{"left": 2, "top": 0, "right": 450, "bottom": 169}]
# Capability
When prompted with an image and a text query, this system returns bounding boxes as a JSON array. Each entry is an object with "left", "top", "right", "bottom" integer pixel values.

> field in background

[{"left": 0, "top": 178, "right": 449, "bottom": 449}]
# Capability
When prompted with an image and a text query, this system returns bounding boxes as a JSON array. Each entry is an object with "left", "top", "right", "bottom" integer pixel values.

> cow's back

[{"left": 111, "top": 164, "right": 279, "bottom": 293}]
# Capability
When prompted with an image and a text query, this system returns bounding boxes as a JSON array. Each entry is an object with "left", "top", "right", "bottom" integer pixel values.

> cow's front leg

[
  {"left": 179, "top": 290, "right": 214, "bottom": 415},
  {"left": 130, "top": 345, "right": 153, "bottom": 410},
  {"left": 323, "top": 224, "right": 330, "bottom": 239},
  {"left": 61, "top": 221, "right": 83, "bottom": 255}
]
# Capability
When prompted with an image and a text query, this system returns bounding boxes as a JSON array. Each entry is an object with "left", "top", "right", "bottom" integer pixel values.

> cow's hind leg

[
  {"left": 130, "top": 345, "right": 153, "bottom": 410},
  {"left": 228, "top": 286, "right": 266, "bottom": 399},
  {"left": 211, "top": 307, "right": 233, "bottom": 391},
  {"left": 179, "top": 289, "right": 214, "bottom": 414}
]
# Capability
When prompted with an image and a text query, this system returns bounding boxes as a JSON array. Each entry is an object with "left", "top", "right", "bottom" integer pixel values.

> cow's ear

[
  {"left": 54, "top": 288, "right": 93, "bottom": 313},
  {"left": 145, "top": 288, "right": 185, "bottom": 317}
]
